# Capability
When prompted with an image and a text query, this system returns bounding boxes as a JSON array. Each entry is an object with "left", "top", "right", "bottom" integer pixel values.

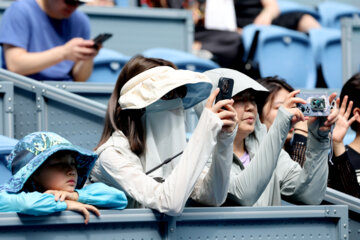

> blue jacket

[{"left": 0, "top": 183, "right": 127, "bottom": 215}]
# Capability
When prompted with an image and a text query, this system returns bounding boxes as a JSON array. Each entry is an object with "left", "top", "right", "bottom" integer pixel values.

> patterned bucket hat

[{"left": 0, "top": 132, "right": 97, "bottom": 193}]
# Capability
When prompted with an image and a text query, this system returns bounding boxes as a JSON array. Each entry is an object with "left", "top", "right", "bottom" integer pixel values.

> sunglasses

[{"left": 64, "top": 0, "right": 85, "bottom": 6}]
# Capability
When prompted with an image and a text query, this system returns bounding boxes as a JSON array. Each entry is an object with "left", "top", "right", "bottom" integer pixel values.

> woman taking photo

[{"left": 89, "top": 56, "right": 238, "bottom": 215}]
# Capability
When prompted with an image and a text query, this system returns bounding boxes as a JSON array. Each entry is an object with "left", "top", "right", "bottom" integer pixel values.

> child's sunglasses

[{"left": 64, "top": 0, "right": 85, "bottom": 6}]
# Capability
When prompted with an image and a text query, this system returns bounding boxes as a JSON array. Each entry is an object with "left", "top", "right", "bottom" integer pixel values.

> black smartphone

[
  {"left": 92, "top": 33, "right": 113, "bottom": 49},
  {"left": 215, "top": 77, "right": 234, "bottom": 103}
]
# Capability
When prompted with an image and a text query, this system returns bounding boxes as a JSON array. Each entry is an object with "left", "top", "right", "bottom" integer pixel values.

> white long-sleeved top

[
  {"left": 227, "top": 107, "right": 330, "bottom": 206},
  {"left": 90, "top": 108, "right": 236, "bottom": 216}
]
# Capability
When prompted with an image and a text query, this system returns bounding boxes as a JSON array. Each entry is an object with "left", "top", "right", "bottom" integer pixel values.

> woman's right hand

[
  {"left": 206, "top": 88, "right": 238, "bottom": 133},
  {"left": 65, "top": 200, "right": 100, "bottom": 224},
  {"left": 282, "top": 90, "right": 307, "bottom": 125}
]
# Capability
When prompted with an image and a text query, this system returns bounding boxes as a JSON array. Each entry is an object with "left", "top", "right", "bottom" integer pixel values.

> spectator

[
  {"left": 89, "top": 56, "right": 237, "bottom": 215},
  {"left": 257, "top": 75, "right": 360, "bottom": 199},
  {"left": 235, "top": 0, "right": 321, "bottom": 33},
  {"left": 329, "top": 73, "right": 360, "bottom": 198},
  {"left": 0, "top": 0, "right": 99, "bottom": 81},
  {"left": 0, "top": 132, "right": 128, "bottom": 224},
  {"left": 202, "top": 68, "right": 338, "bottom": 206},
  {"left": 257, "top": 76, "right": 308, "bottom": 167}
]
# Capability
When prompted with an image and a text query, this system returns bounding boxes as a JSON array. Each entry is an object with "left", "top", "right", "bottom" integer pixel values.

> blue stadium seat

[
  {"left": 309, "top": 28, "right": 342, "bottom": 88},
  {"left": 278, "top": 0, "right": 320, "bottom": 20},
  {"left": 242, "top": 24, "right": 316, "bottom": 89},
  {"left": 114, "top": 0, "right": 129, "bottom": 7},
  {"left": 87, "top": 48, "right": 131, "bottom": 83},
  {"left": 317, "top": 2, "right": 360, "bottom": 29},
  {"left": 0, "top": 45, "right": 2, "bottom": 68},
  {"left": 142, "top": 48, "right": 220, "bottom": 73},
  {"left": 0, "top": 135, "right": 18, "bottom": 185}
]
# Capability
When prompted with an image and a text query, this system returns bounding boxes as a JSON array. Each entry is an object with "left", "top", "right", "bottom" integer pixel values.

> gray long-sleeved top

[{"left": 227, "top": 107, "right": 330, "bottom": 206}]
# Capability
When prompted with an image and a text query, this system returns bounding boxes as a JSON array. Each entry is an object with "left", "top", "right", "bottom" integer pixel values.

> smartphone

[
  {"left": 215, "top": 77, "right": 234, "bottom": 103},
  {"left": 92, "top": 33, "right": 113, "bottom": 49}
]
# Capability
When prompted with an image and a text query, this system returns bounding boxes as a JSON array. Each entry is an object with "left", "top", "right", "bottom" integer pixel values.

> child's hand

[
  {"left": 45, "top": 190, "right": 79, "bottom": 202},
  {"left": 333, "top": 95, "right": 359, "bottom": 143},
  {"left": 65, "top": 200, "right": 100, "bottom": 224},
  {"left": 206, "top": 88, "right": 238, "bottom": 133}
]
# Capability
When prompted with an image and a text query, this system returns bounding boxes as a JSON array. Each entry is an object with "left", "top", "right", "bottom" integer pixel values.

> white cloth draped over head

[{"left": 119, "top": 66, "right": 212, "bottom": 178}]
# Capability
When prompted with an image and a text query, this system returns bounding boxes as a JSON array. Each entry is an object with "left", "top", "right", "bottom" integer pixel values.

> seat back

[
  {"left": 317, "top": 2, "right": 360, "bottom": 29},
  {"left": 309, "top": 28, "right": 342, "bottom": 88},
  {"left": 142, "top": 48, "right": 219, "bottom": 73},
  {"left": 278, "top": 0, "right": 320, "bottom": 20},
  {"left": 244, "top": 25, "right": 316, "bottom": 89},
  {"left": 88, "top": 48, "right": 130, "bottom": 83}
]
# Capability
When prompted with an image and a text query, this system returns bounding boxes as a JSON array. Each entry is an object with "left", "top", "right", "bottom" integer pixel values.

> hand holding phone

[
  {"left": 92, "top": 33, "right": 113, "bottom": 49},
  {"left": 215, "top": 77, "right": 234, "bottom": 103}
]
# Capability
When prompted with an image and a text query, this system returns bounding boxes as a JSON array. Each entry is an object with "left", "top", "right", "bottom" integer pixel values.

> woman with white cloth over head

[
  {"left": 89, "top": 56, "right": 238, "bottom": 215},
  {"left": 198, "top": 68, "right": 339, "bottom": 206}
]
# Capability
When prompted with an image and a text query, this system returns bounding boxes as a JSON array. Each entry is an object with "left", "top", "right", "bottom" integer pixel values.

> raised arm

[{"left": 91, "top": 107, "right": 223, "bottom": 216}]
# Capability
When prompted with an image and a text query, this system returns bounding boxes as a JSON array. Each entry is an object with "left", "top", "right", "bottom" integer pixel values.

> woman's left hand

[{"left": 45, "top": 190, "right": 79, "bottom": 202}]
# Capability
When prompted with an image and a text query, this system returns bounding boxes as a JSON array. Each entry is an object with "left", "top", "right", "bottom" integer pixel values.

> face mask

[
  {"left": 145, "top": 98, "right": 183, "bottom": 113},
  {"left": 141, "top": 98, "right": 186, "bottom": 179}
]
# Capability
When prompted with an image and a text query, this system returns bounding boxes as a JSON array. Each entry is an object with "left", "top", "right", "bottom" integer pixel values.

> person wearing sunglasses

[{"left": 0, "top": 0, "right": 99, "bottom": 82}]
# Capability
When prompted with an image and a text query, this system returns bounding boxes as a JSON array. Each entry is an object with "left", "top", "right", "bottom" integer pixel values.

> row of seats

[
  {"left": 242, "top": 25, "right": 341, "bottom": 89},
  {"left": 87, "top": 47, "right": 220, "bottom": 83},
  {"left": 279, "top": 1, "right": 360, "bottom": 29}
]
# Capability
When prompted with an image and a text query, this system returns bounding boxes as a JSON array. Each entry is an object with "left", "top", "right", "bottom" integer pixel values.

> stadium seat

[
  {"left": 309, "top": 28, "right": 342, "bottom": 88},
  {"left": 242, "top": 24, "right": 316, "bottom": 89},
  {"left": 0, "top": 45, "right": 2, "bottom": 68},
  {"left": 278, "top": 0, "right": 320, "bottom": 20},
  {"left": 114, "top": 0, "right": 129, "bottom": 7},
  {"left": 87, "top": 48, "right": 131, "bottom": 83},
  {"left": 0, "top": 135, "right": 18, "bottom": 185},
  {"left": 317, "top": 2, "right": 360, "bottom": 29},
  {"left": 142, "top": 48, "right": 220, "bottom": 73}
]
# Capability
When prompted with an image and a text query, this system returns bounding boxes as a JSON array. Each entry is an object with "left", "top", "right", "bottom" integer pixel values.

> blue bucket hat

[{"left": 0, "top": 132, "right": 97, "bottom": 193}]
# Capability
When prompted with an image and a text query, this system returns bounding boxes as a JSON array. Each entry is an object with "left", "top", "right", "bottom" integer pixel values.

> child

[{"left": 0, "top": 132, "right": 127, "bottom": 224}]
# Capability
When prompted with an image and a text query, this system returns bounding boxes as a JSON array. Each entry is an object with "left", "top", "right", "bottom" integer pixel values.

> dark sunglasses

[{"left": 65, "top": 0, "right": 85, "bottom": 6}]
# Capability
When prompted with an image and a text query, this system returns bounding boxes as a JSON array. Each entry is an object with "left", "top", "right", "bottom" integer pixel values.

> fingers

[
  {"left": 85, "top": 204, "right": 101, "bottom": 217},
  {"left": 347, "top": 113, "right": 358, "bottom": 126},
  {"left": 217, "top": 109, "right": 237, "bottom": 120},
  {"left": 344, "top": 100, "right": 353, "bottom": 120},
  {"left": 290, "top": 97, "right": 307, "bottom": 105},
  {"left": 339, "top": 95, "right": 348, "bottom": 116},
  {"left": 288, "top": 89, "right": 301, "bottom": 98},
  {"left": 205, "top": 88, "right": 220, "bottom": 109},
  {"left": 80, "top": 207, "right": 90, "bottom": 225},
  {"left": 213, "top": 99, "right": 234, "bottom": 113},
  {"left": 328, "top": 92, "right": 337, "bottom": 104}
]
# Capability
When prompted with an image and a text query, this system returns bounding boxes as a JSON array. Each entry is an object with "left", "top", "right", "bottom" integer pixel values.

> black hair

[{"left": 340, "top": 73, "right": 360, "bottom": 131}]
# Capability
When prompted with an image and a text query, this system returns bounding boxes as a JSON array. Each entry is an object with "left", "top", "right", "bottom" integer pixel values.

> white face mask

[{"left": 141, "top": 98, "right": 187, "bottom": 179}]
